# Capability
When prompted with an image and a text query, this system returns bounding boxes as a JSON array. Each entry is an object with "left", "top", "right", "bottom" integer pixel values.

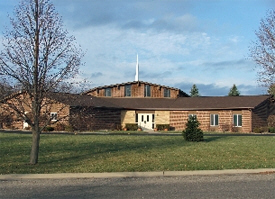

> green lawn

[{"left": 1, "top": 132, "right": 275, "bottom": 174}]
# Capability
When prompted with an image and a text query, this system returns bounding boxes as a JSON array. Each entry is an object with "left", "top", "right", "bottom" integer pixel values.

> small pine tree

[
  {"left": 228, "top": 84, "right": 240, "bottom": 96},
  {"left": 182, "top": 116, "right": 204, "bottom": 142},
  {"left": 190, "top": 84, "right": 200, "bottom": 97}
]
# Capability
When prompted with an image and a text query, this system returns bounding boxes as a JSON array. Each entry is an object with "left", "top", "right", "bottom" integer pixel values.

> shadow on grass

[
  {"left": 203, "top": 136, "right": 225, "bottom": 143},
  {"left": 38, "top": 135, "right": 190, "bottom": 164},
  {"left": 38, "top": 135, "right": 226, "bottom": 166},
  {"left": 0, "top": 132, "right": 228, "bottom": 174}
]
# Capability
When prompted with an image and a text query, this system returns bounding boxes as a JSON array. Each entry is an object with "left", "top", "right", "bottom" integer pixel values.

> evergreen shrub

[
  {"left": 269, "top": 127, "right": 275, "bottom": 133},
  {"left": 45, "top": 126, "right": 54, "bottom": 131},
  {"left": 156, "top": 124, "right": 170, "bottom": 131},
  {"left": 182, "top": 116, "right": 204, "bottom": 142},
  {"left": 125, "top": 123, "right": 138, "bottom": 131}
]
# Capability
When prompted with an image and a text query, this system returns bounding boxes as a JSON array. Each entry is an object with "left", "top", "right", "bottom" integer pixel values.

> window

[
  {"left": 233, "top": 114, "right": 242, "bottom": 127},
  {"left": 50, "top": 112, "right": 57, "bottom": 121},
  {"left": 144, "top": 85, "right": 151, "bottom": 97},
  {"left": 125, "top": 84, "right": 131, "bottom": 97},
  {"left": 152, "top": 114, "right": 155, "bottom": 129},
  {"left": 210, "top": 114, "right": 219, "bottom": 126},
  {"left": 135, "top": 114, "right": 138, "bottom": 123},
  {"left": 164, "top": 88, "right": 170, "bottom": 97},
  {"left": 105, "top": 88, "right": 111, "bottom": 97}
]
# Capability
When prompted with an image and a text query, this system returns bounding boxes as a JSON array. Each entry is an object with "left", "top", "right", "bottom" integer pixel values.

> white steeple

[{"left": 135, "top": 54, "right": 139, "bottom": 81}]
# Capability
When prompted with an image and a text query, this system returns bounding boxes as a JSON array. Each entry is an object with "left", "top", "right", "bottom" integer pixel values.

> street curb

[{"left": 1, "top": 169, "right": 275, "bottom": 180}]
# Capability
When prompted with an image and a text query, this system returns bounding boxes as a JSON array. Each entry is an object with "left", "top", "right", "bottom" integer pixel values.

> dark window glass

[
  {"left": 105, "top": 88, "right": 111, "bottom": 97},
  {"left": 144, "top": 85, "right": 151, "bottom": 97},
  {"left": 125, "top": 85, "right": 131, "bottom": 97},
  {"left": 233, "top": 114, "right": 242, "bottom": 127},
  {"left": 164, "top": 88, "right": 170, "bottom": 97},
  {"left": 210, "top": 114, "right": 219, "bottom": 126},
  {"left": 135, "top": 114, "right": 138, "bottom": 123}
]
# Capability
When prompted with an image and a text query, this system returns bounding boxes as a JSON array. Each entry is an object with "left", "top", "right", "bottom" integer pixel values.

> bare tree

[
  {"left": 0, "top": 0, "right": 83, "bottom": 164},
  {"left": 250, "top": 9, "right": 275, "bottom": 88}
]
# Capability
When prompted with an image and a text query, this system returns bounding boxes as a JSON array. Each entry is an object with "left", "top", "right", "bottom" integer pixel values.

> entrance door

[{"left": 138, "top": 114, "right": 154, "bottom": 130}]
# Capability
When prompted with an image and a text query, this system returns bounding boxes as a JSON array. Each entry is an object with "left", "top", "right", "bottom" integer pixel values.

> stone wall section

[
  {"left": 155, "top": 111, "right": 170, "bottom": 124},
  {"left": 121, "top": 110, "right": 136, "bottom": 127}
]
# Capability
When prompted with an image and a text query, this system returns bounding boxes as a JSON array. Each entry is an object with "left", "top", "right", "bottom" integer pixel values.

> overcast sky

[{"left": 0, "top": 0, "right": 274, "bottom": 96}]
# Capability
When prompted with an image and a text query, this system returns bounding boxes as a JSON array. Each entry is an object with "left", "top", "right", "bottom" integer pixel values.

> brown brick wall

[
  {"left": 170, "top": 110, "right": 252, "bottom": 133},
  {"left": 0, "top": 93, "right": 71, "bottom": 130}
]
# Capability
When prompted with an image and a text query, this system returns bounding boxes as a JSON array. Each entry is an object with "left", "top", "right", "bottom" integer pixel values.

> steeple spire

[{"left": 135, "top": 54, "right": 139, "bottom": 81}]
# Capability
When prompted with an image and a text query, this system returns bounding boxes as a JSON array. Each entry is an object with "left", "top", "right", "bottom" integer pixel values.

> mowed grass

[{"left": 1, "top": 132, "right": 275, "bottom": 174}]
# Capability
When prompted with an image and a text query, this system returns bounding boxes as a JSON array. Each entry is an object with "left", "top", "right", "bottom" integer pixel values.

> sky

[{"left": 0, "top": 0, "right": 274, "bottom": 96}]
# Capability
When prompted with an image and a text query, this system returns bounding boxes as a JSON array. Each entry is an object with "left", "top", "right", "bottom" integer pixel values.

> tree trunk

[
  {"left": 30, "top": 127, "right": 41, "bottom": 165},
  {"left": 29, "top": 0, "right": 41, "bottom": 165}
]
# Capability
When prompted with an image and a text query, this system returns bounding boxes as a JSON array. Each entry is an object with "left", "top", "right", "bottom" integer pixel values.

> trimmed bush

[
  {"left": 269, "top": 127, "right": 275, "bottom": 133},
  {"left": 156, "top": 124, "right": 170, "bottom": 131},
  {"left": 182, "top": 116, "right": 203, "bottom": 142},
  {"left": 65, "top": 125, "right": 74, "bottom": 132},
  {"left": 55, "top": 123, "right": 66, "bottom": 131},
  {"left": 253, "top": 126, "right": 268, "bottom": 133},
  {"left": 45, "top": 126, "right": 54, "bottom": 131},
  {"left": 267, "top": 115, "right": 275, "bottom": 127},
  {"left": 125, "top": 123, "right": 138, "bottom": 131}
]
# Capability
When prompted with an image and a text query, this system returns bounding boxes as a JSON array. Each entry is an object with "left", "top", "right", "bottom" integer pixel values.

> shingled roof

[
  {"left": 100, "top": 95, "right": 271, "bottom": 110},
  {"left": 47, "top": 92, "right": 121, "bottom": 108},
  {"left": 49, "top": 93, "right": 271, "bottom": 111}
]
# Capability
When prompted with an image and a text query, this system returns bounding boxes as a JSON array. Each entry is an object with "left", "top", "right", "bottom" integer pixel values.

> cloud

[
  {"left": 91, "top": 72, "right": 103, "bottom": 78},
  {"left": 123, "top": 14, "right": 200, "bottom": 33},
  {"left": 54, "top": 0, "right": 198, "bottom": 33},
  {"left": 201, "top": 59, "right": 253, "bottom": 71}
]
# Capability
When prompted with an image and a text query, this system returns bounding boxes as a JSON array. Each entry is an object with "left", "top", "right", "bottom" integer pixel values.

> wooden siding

[
  {"left": 252, "top": 99, "right": 270, "bottom": 130},
  {"left": 70, "top": 107, "right": 121, "bottom": 131},
  {"left": 86, "top": 82, "right": 181, "bottom": 98}
]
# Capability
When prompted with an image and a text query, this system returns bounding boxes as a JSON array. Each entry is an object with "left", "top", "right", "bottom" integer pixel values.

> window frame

[
  {"left": 105, "top": 88, "right": 112, "bottom": 97},
  {"left": 233, "top": 114, "right": 242, "bottom": 127},
  {"left": 124, "top": 84, "right": 131, "bottom": 97},
  {"left": 144, "top": 85, "right": 151, "bottom": 97},
  {"left": 164, "top": 88, "right": 170, "bottom": 97},
  {"left": 210, "top": 114, "right": 219, "bottom": 126}
]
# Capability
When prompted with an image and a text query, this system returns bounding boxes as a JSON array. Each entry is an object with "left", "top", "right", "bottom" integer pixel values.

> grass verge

[{"left": 1, "top": 132, "right": 275, "bottom": 174}]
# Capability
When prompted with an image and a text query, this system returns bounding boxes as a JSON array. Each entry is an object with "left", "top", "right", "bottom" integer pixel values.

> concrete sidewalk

[{"left": 1, "top": 168, "right": 275, "bottom": 180}]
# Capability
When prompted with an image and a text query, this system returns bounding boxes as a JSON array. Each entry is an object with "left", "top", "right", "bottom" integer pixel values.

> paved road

[{"left": 1, "top": 173, "right": 275, "bottom": 199}]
